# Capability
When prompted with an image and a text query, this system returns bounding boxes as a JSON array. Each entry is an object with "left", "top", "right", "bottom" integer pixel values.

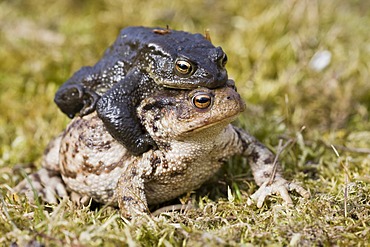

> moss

[{"left": 1, "top": 0, "right": 369, "bottom": 246}]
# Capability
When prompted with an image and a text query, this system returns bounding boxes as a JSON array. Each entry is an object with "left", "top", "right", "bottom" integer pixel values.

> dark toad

[
  {"left": 54, "top": 26, "right": 228, "bottom": 155},
  {"left": 16, "top": 83, "right": 309, "bottom": 218}
]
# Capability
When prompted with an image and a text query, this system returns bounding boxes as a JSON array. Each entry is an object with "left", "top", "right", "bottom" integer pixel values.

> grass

[{"left": 1, "top": 0, "right": 370, "bottom": 246}]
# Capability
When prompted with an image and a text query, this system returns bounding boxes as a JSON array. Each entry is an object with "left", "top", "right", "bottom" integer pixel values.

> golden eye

[
  {"left": 175, "top": 59, "right": 194, "bottom": 76},
  {"left": 192, "top": 93, "right": 212, "bottom": 109}
]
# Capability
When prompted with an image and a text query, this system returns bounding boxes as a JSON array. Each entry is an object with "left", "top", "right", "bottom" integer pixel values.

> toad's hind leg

[
  {"left": 54, "top": 66, "right": 100, "bottom": 118},
  {"left": 13, "top": 134, "right": 68, "bottom": 204}
]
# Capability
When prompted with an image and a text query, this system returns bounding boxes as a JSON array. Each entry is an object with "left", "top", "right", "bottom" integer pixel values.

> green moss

[{"left": 1, "top": 0, "right": 369, "bottom": 245}]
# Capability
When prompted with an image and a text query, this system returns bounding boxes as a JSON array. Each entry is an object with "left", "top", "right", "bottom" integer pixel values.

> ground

[{"left": 1, "top": 0, "right": 369, "bottom": 246}]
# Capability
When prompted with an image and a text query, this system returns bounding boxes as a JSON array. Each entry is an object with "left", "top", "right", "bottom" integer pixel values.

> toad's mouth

[{"left": 182, "top": 113, "right": 240, "bottom": 135}]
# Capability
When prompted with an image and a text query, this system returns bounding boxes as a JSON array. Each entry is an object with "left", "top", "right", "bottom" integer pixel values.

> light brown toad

[{"left": 15, "top": 83, "right": 309, "bottom": 218}]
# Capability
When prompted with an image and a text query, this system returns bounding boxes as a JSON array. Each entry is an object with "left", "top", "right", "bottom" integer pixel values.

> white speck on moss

[{"left": 309, "top": 50, "right": 332, "bottom": 71}]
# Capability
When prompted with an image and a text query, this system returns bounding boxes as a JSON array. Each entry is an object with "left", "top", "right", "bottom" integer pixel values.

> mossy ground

[{"left": 1, "top": 0, "right": 369, "bottom": 246}]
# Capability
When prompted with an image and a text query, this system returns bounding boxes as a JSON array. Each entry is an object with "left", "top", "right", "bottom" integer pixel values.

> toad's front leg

[
  {"left": 116, "top": 163, "right": 149, "bottom": 218},
  {"left": 233, "top": 127, "right": 310, "bottom": 207},
  {"left": 96, "top": 69, "right": 157, "bottom": 156}
]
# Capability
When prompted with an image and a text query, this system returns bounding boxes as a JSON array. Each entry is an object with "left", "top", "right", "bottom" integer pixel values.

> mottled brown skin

[{"left": 15, "top": 84, "right": 309, "bottom": 218}]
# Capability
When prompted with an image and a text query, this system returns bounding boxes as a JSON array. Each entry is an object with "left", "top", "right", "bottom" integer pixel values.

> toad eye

[
  {"left": 174, "top": 58, "right": 195, "bottom": 77},
  {"left": 191, "top": 93, "right": 213, "bottom": 109},
  {"left": 221, "top": 53, "right": 228, "bottom": 67}
]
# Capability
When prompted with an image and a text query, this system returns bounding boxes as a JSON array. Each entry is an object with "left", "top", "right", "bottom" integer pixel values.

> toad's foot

[
  {"left": 13, "top": 168, "right": 68, "bottom": 204},
  {"left": 247, "top": 178, "right": 310, "bottom": 208},
  {"left": 54, "top": 84, "right": 99, "bottom": 118},
  {"left": 79, "top": 88, "right": 100, "bottom": 117},
  {"left": 70, "top": 191, "right": 92, "bottom": 206}
]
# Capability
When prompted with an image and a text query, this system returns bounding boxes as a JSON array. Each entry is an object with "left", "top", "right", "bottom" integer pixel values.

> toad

[
  {"left": 54, "top": 26, "right": 228, "bottom": 155},
  {"left": 16, "top": 82, "right": 309, "bottom": 218}
]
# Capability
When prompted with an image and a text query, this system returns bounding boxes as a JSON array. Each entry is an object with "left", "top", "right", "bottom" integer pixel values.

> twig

[
  {"left": 331, "top": 145, "right": 350, "bottom": 218},
  {"left": 329, "top": 145, "right": 370, "bottom": 154},
  {"left": 268, "top": 126, "right": 307, "bottom": 185},
  {"left": 0, "top": 194, "right": 18, "bottom": 230},
  {"left": 278, "top": 135, "right": 370, "bottom": 154},
  {"left": 267, "top": 139, "right": 293, "bottom": 186},
  {"left": 151, "top": 204, "right": 194, "bottom": 217}
]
